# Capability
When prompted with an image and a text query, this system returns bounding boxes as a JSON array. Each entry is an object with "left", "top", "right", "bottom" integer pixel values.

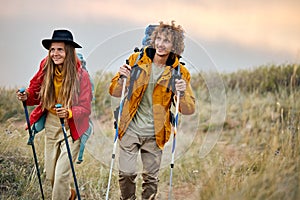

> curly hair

[{"left": 149, "top": 21, "right": 185, "bottom": 56}]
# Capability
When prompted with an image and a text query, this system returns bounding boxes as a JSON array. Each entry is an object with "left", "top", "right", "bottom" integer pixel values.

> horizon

[{"left": 0, "top": 0, "right": 299, "bottom": 88}]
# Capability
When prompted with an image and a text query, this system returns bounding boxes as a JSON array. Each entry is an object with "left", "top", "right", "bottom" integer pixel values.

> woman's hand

[
  {"left": 16, "top": 90, "right": 28, "bottom": 101},
  {"left": 55, "top": 107, "right": 69, "bottom": 119}
]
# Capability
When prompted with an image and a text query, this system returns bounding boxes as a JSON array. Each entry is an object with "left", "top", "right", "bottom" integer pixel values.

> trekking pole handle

[
  {"left": 121, "top": 59, "right": 129, "bottom": 97},
  {"left": 19, "top": 87, "right": 26, "bottom": 93},
  {"left": 18, "top": 88, "right": 27, "bottom": 106},
  {"left": 119, "top": 59, "right": 129, "bottom": 99},
  {"left": 18, "top": 88, "right": 31, "bottom": 128},
  {"left": 55, "top": 104, "right": 65, "bottom": 125},
  {"left": 119, "top": 59, "right": 130, "bottom": 79}
]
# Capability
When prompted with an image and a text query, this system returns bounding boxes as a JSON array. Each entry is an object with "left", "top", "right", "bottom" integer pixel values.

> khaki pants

[
  {"left": 44, "top": 113, "right": 80, "bottom": 200},
  {"left": 119, "top": 129, "right": 162, "bottom": 200}
]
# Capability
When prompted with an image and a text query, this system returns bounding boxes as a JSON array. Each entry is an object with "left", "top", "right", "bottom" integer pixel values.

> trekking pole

[
  {"left": 19, "top": 88, "right": 45, "bottom": 200},
  {"left": 55, "top": 104, "right": 81, "bottom": 200},
  {"left": 168, "top": 66, "right": 181, "bottom": 200},
  {"left": 168, "top": 90, "right": 180, "bottom": 200},
  {"left": 106, "top": 61, "right": 128, "bottom": 200}
]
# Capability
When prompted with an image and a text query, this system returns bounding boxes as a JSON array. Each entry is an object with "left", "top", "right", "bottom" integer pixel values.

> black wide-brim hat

[{"left": 42, "top": 29, "right": 82, "bottom": 50}]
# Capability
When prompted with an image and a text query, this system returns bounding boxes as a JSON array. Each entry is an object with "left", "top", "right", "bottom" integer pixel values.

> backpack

[
  {"left": 76, "top": 53, "right": 94, "bottom": 164},
  {"left": 129, "top": 24, "right": 182, "bottom": 99},
  {"left": 113, "top": 24, "right": 182, "bottom": 127},
  {"left": 77, "top": 53, "right": 95, "bottom": 101}
]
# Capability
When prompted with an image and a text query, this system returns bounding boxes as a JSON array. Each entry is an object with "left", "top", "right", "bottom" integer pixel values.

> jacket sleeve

[
  {"left": 109, "top": 73, "right": 124, "bottom": 97},
  {"left": 178, "top": 64, "right": 196, "bottom": 115},
  {"left": 109, "top": 53, "right": 139, "bottom": 97},
  {"left": 26, "top": 57, "right": 47, "bottom": 106}
]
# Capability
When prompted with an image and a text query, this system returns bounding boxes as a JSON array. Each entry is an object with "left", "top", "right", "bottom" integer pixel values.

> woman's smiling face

[{"left": 49, "top": 42, "right": 66, "bottom": 66}]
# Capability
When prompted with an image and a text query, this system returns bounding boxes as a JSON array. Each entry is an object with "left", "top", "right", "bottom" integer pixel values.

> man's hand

[{"left": 175, "top": 79, "right": 186, "bottom": 94}]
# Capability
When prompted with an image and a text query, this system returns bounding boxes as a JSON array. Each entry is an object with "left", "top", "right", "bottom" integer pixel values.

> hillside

[{"left": 1, "top": 64, "right": 299, "bottom": 199}]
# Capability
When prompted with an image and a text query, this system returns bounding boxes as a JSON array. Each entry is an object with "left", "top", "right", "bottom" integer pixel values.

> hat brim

[{"left": 42, "top": 39, "right": 82, "bottom": 50}]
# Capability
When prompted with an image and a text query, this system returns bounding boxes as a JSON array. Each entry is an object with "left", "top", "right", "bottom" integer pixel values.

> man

[{"left": 109, "top": 21, "right": 195, "bottom": 199}]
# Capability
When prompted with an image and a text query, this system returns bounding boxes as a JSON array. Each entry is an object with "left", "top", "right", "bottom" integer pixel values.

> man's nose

[{"left": 157, "top": 40, "right": 163, "bottom": 46}]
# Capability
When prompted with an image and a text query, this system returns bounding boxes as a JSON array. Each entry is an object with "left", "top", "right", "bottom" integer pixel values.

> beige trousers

[
  {"left": 118, "top": 129, "right": 162, "bottom": 200},
  {"left": 44, "top": 113, "right": 80, "bottom": 200}
]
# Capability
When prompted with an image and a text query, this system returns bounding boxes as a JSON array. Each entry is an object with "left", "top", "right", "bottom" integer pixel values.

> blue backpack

[{"left": 76, "top": 53, "right": 94, "bottom": 164}]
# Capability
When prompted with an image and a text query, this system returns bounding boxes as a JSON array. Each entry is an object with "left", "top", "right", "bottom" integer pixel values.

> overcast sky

[{"left": 1, "top": 0, "right": 299, "bottom": 88}]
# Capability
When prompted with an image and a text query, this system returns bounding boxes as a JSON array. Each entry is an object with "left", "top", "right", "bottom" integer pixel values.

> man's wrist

[
  {"left": 118, "top": 77, "right": 124, "bottom": 84},
  {"left": 179, "top": 91, "right": 185, "bottom": 97}
]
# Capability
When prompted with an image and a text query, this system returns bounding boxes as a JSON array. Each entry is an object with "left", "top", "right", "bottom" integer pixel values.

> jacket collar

[{"left": 144, "top": 46, "right": 179, "bottom": 69}]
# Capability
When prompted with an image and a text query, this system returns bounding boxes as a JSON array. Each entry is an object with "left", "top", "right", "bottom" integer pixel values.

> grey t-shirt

[{"left": 127, "top": 63, "right": 165, "bottom": 136}]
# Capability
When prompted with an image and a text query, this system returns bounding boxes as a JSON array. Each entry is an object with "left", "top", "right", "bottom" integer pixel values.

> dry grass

[{"left": 1, "top": 65, "right": 300, "bottom": 199}]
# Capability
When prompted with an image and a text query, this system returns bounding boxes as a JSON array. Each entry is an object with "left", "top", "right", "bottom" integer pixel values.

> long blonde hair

[{"left": 40, "top": 43, "right": 80, "bottom": 110}]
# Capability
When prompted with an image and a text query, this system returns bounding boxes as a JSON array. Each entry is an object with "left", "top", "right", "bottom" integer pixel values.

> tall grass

[{"left": 0, "top": 64, "right": 299, "bottom": 199}]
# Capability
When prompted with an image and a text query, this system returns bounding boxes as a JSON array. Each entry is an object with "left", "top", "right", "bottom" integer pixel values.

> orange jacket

[{"left": 109, "top": 47, "right": 195, "bottom": 149}]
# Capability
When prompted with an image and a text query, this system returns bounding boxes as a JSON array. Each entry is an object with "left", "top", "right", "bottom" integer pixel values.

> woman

[{"left": 17, "top": 29, "right": 92, "bottom": 200}]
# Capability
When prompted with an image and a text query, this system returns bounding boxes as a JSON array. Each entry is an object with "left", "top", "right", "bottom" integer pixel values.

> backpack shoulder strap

[
  {"left": 167, "top": 62, "right": 181, "bottom": 93},
  {"left": 168, "top": 63, "right": 182, "bottom": 125},
  {"left": 127, "top": 48, "right": 144, "bottom": 100}
]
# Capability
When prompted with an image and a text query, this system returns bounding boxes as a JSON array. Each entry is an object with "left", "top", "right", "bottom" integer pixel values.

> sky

[{"left": 0, "top": 0, "right": 299, "bottom": 88}]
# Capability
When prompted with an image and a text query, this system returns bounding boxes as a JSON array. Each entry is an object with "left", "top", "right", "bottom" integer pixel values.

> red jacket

[{"left": 26, "top": 57, "right": 92, "bottom": 140}]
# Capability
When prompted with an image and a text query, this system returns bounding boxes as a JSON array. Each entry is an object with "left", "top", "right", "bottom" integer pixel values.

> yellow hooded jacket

[{"left": 109, "top": 47, "right": 195, "bottom": 149}]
